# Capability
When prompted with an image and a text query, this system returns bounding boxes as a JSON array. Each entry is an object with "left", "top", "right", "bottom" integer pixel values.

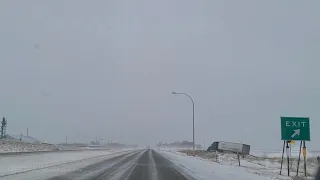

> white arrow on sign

[{"left": 291, "top": 129, "right": 300, "bottom": 138}]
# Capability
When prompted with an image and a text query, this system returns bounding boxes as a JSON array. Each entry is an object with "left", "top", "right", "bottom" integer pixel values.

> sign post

[
  {"left": 281, "top": 117, "right": 310, "bottom": 177},
  {"left": 287, "top": 140, "right": 294, "bottom": 169},
  {"left": 286, "top": 142, "right": 290, "bottom": 176},
  {"left": 237, "top": 152, "right": 240, "bottom": 166},
  {"left": 280, "top": 141, "right": 285, "bottom": 175},
  {"left": 296, "top": 141, "right": 302, "bottom": 176},
  {"left": 303, "top": 141, "right": 307, "bottom": 176},
  {"left": 290, "top": 143, "right": 292, "bottom": 169},
  {"left": 215, "top": 150, "right": 218, "bottom": 162}
]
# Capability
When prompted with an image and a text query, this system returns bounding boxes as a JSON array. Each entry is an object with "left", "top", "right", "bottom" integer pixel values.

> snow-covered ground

[
  {"left": 0, "top": 140, "right": 58, "bottom": 153},
  {"left": 8, "top": 135, "right": 41, "bottom": 144},
  {"left": 0, "top": 139, "right": 141, "bottom": 153},
  {"left": 160, "top": 150, "right": 273, "bottom": 180},
  {"left": 0, "top": 149, "right": 136, "bottom": 179},
  {"left": 251, "top": 149, "right": 320, "bottom": 158},
  {"left": 160, "top": 150, "right": 318, "bottom": 180}
]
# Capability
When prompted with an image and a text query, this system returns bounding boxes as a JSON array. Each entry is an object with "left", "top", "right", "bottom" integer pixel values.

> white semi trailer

[{"left": 207, "top": 141, "right": 250, "bottom": 155}]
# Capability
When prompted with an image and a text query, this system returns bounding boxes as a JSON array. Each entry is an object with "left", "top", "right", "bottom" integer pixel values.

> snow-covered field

[
  {"left": 0, "top": 149, "right": 135, "bottom": 178},
  {"left": 160, "top": 149, "right": 318, "bottom": 180},
  {"left": 0, "top": 140, "right": 58, "bottom": 153},
  {"left": 160, "top": 150, "right": 273, "bottom": 180},
  {"left": 251, "top": 149, "right": 320, "bottom": 158},
  {"left": 0, "top": 139, "right": 139, "bottom": 153}
]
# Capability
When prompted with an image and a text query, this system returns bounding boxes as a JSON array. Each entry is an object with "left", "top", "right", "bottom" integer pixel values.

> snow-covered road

[
  {"left": 0, "top": 149, "right": 138, "bottom": 180},
  {"left": 1, "top": 148, "right": 311, "bottom": 180},
  {"left": 0, "top": 149, "right": 194, "bottom": 180}
]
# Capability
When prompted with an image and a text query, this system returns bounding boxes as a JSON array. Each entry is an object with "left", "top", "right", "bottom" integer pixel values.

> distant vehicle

[{"left": 207, "top": 141, "right": 250, "bottom": 155}]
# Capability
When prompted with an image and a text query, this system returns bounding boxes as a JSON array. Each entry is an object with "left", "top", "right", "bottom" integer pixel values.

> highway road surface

[{"left": 1, "top": 149, "right": 195, "bottom": 180}]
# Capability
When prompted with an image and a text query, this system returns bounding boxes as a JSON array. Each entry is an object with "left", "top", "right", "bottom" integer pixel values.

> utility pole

[
  {"left": 27, "top": 128, "right": 28, "bottom": 136},
  {"left": 66, "top": 136, "right": 68, "bottom": 144}
]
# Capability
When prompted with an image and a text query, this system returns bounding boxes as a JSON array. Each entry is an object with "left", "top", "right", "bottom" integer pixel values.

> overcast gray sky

[{"left": 0, "top": 0, "right": 319, "bottom": 150}]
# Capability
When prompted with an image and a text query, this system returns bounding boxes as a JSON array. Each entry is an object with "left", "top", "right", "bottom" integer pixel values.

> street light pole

[{"left": 172, "top": 92, "right": 195, "bottom": 157}]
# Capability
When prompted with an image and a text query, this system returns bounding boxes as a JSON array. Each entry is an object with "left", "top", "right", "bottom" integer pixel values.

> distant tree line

[{"left": 157, "top": 141, "right": 201, "bottom": 149}]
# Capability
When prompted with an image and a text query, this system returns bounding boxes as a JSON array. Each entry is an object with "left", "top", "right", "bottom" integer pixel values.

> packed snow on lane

[{"left": 0, "top": 149, "right": 137, "bottom": 179}]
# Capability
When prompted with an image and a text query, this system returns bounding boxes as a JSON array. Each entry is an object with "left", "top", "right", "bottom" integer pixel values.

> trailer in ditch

[{"left": 207, "top": 141, "right": 250, "bottom": 155}]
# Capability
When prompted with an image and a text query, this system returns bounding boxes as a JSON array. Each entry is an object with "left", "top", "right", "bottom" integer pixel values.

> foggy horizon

[{"left": 1, "top": 0, "right": 319, "bottom": 150}]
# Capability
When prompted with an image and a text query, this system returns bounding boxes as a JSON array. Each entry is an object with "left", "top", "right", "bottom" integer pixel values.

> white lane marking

[{"left": 148, "top": 150, "right": 158, "bottom": 180}]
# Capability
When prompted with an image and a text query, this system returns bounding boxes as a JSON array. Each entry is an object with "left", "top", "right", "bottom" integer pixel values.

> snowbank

[
  {"left": 160, "top": 150, "right": 272, "bottom": 180},
  {"left": 8, "top": 135, "right": 41, "bottom": 144},
  {"left": 0, "top": 140, "right": 57, "bottom": 153},
  {"left": 0, "top": 149, "right": 133, "bottom": 177},
  {"left": 251, "top": 149, "right": 320, "bottom": 158},
  {"left": 174, "top": 150, "right": 318, "bottom": 179}
]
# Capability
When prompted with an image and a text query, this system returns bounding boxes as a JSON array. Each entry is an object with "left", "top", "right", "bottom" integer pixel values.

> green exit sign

[{"left": 281, "top": 117, "right": 310, "bottom": 141}]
